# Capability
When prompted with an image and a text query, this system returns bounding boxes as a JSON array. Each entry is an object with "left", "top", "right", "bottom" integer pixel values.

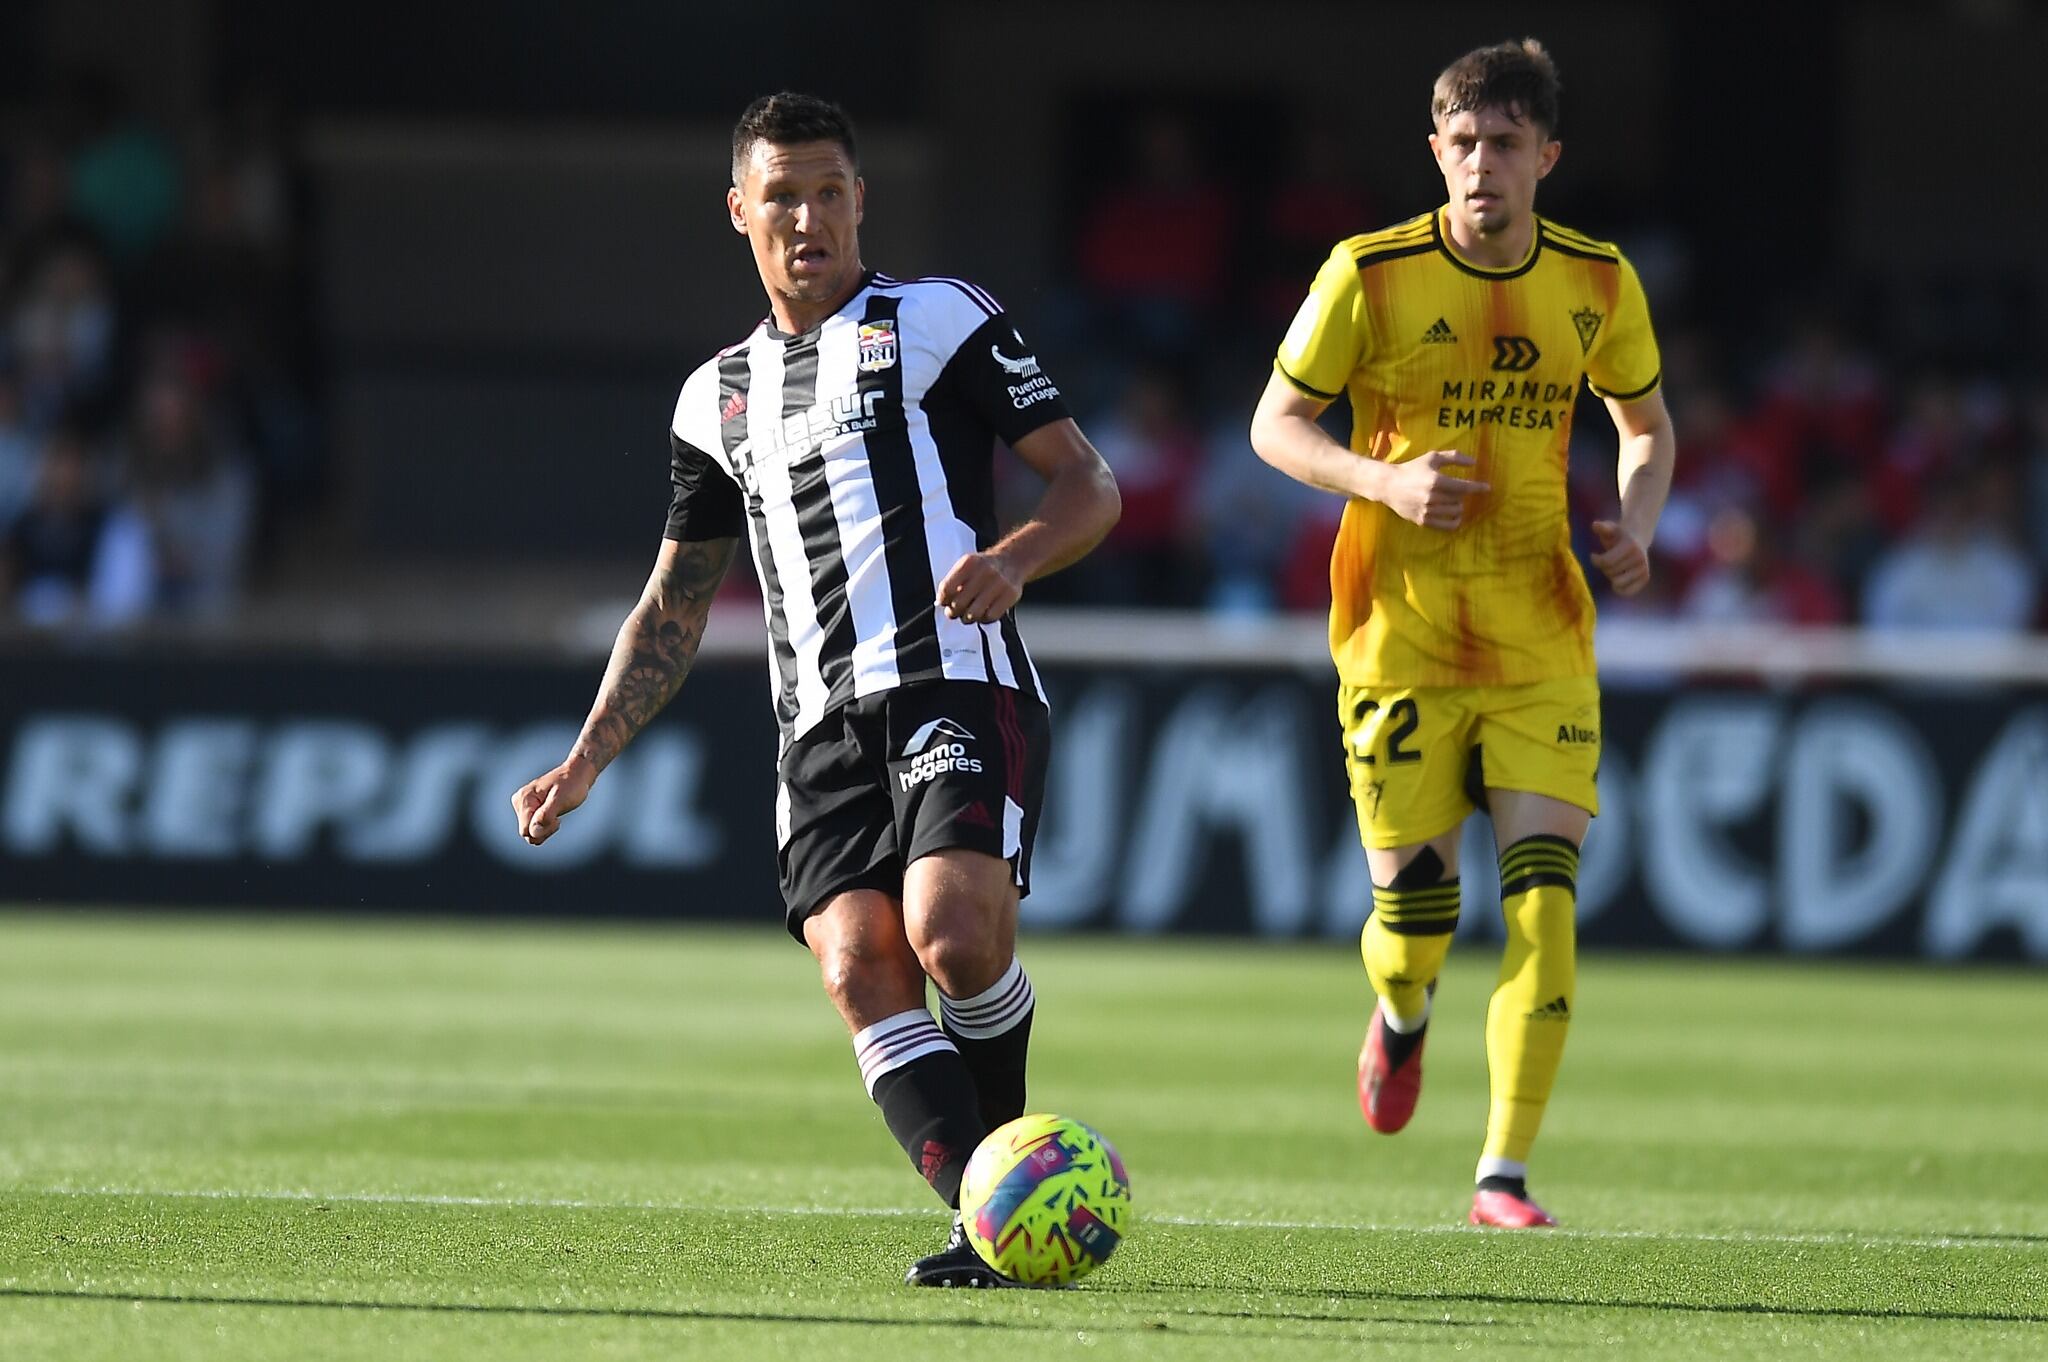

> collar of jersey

[
  {"left": 761, "top": 269, "right": 880, "bottom": 341},
  {"left": 1433, "top": 207, "right": 1541, "bottom": 280}
]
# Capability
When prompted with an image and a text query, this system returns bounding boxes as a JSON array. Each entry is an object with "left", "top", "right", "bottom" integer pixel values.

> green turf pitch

[{"left": 1, "top": 913, "right": 2043, "bottom": 1360}]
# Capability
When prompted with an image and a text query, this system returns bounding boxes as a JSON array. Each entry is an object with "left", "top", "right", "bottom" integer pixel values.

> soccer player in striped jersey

[
  {"left": 1249, "top": 39, "right": 1675, "bottom": 1227},
  {"left": 511, "top": 93, "right": 1120, "bottom": 1284}
]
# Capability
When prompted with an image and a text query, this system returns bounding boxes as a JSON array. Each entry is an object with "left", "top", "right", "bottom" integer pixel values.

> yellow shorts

[{"left": 1337, "top": 675, "right": 1601, "bottom": 850}]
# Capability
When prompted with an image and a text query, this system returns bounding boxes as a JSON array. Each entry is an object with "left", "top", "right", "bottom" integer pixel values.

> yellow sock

[
  {"left": 1482, "top": 836, "right": 1579, "bottom": 1167},
  {"left": 1362, "top": 877, "right": 1461, "bottom": 1026}
]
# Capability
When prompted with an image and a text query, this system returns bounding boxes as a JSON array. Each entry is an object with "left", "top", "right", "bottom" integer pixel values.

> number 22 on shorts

[{"left": 1350, "top": 696, "right": 1423, "bottom": 766}]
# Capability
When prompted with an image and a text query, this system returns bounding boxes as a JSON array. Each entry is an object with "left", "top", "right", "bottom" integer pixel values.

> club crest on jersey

[
  {"left": 857, "top": 321, "right": 899, "bottom": 372},
  {"left": 1570, "top": 306, "right": 1604, "bottom": 355}
]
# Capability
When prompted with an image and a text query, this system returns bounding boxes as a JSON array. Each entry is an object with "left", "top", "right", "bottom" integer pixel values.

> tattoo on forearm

[{"left": 572, "top": 539, "right": 736, "bottom": 771}]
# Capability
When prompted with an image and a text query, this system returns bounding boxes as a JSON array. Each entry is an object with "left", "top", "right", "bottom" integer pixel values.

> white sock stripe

[
  {"left": 940, "top": 958, "right": 1024, "bottom": 1013},
  {"left": 939, "top": 967, "right": 1034, "bottom": 1039},
  {"left": 850, "top": 1010, "right": 939, "bottom": 1058},
  {"left": 852, "top": 1012, "right": 950, "bottom": 1088},
  {"left": 941, "top": 1002, "right": 1033, "bottom": 1040},
  {"left": 857, "top": 1035, "right": 958, "bottom": 1095},
  {"left": 942, "top": 973, "right": 1030, "bottom": 1025},
  {"left": 943, "top": 1010, "right": 1031, "bottom": 1040},
  {"left": 938, "top": 960, "right": 1029, "bottom": 1019}
]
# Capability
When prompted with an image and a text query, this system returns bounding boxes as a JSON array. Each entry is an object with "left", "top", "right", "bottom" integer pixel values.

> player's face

[
  {"left": 728, "top": 139, "right": 865, "bottom": 313},
  {"left": 1429, "top": 107, "right": 1559, "bottom": 238}
]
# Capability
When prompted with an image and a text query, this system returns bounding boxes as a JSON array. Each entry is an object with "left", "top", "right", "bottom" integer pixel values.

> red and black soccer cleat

[
  {"left": 1469, "top": 1186, "right": 1559, "bottom": 1228},
  {"left": 1357, "top": 1000, "right": 1427, "bottom": 1134}
]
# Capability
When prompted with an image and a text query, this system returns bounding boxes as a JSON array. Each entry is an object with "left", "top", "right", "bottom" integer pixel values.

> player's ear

[
  {"left": 854, "top": 176, "right": 865, "bottom": 226},
  {"left": 727, "top": 185, "right": 747, "bottom": 234},
  {"left": 1536, "top": 138, "right": 1561, "bottom": 180}
]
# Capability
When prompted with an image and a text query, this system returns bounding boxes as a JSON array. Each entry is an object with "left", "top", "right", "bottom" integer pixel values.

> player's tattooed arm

[
  {"left": 570, "top": 536, "right": 739, "bottom": 773},
  {"left": 513, "top": 536, "right": 737, "bottom": 846}
]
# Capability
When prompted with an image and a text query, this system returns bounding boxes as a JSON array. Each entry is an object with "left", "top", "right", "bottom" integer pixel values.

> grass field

[{"left": 1, "top": 912, "right": 2044, "bottom": 1360}]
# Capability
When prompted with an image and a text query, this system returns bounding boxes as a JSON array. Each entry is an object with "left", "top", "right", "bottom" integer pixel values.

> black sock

[
  {"left": 870, "top": 1051, "right": 987, "bottom": 1208},
  {"left": 938, "top": 959, "right": 1037, "bottom": 1133},
  {"left": 1476, "top": 1174, "right": 1529, "bottom": 1198},
  {"left": 1378, "top": 1011, "right": 1427, "bottom": 1071},
  {"left": 943, "top": 1006, "right": 1034, "bottom": 1131}
]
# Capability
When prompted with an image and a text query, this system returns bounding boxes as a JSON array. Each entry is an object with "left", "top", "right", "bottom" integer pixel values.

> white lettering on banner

[
  {"left": 142, "top": 720, "right": 254, "bottom": 859},
  {"left": 1120, "top": 687, "right": 1315, "bottom": 935},
  {"left": 1320, "top": 820, "right": 1374, "bottom": 937},
  {"left": 1642, "top": 697, "right": 1781, "bottom": 948},
  {"left": 1577, "top": 757, "right": 1632, "bottom": 925},
  {"left": 1437, "top": 757, "right": 1639, "bottom": 943},
  {"left": 1925, "top": 711, "right": 2048, "bottom": 959},
  {"left": 0, "top": 714, "right": 722, "bottom": 872},
  {"left": 621, "top": 733, "right": 723, "bottom": 867},
  {"left": 1778, "top": 702, "right": 1939, "bottom": 951},
  {"left": 1021, "top": 686, "right": 1132, "bottom": 928},
  {"left": 253, "top": 722, "right": 391, "bottom": 857},
  {"left": 2, "top": 715, "right": 139, "bottom": 854},
  {"left": 342, "top": 726, "right": 491, "bottom": 861}
]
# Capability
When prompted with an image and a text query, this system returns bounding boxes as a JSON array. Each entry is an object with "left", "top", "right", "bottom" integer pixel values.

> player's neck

[
  {"left": 1441, "top": 208, "right": 1536, "bottom": 271},
  {"left": 768, "top": 266, "right": 868, "bottom": 336}
]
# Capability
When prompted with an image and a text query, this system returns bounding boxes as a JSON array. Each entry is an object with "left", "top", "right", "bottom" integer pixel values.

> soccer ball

[{"left": 958, "top": 1113, "right": 1131, "bottom": 1285}]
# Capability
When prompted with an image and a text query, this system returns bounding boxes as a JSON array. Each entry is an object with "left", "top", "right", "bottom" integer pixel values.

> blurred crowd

[
  {"left": 1018, "top": 110, "right": 2046, "bottom": 637},
  {"left": 5, "top": 89, "right": 2040, "bottom": 638},
  {"left": 0, "top": 72, "right": 316, "bottom": 629}
]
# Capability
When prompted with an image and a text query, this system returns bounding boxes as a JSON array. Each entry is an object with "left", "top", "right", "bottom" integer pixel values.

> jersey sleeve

[
  {"left": 1274, "top": 243, "right": 1368, "bottom": 401},
  {"left": 947, "top": 313, "right": 1074, "bottom": 447},
  {"left": 664, "top": 430, "right": 744, "bottom": 541},
  {"left": 1585, "top": 254, "right": 1662, "bottom": 401}
]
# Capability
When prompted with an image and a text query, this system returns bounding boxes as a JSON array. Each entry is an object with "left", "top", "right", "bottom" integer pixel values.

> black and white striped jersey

[{"left": 665, "top": 271, "right": 1069, "bottom": 740}]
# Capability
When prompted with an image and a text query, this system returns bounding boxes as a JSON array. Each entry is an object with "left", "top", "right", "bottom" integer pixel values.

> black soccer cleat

[{"left": 904, "top": 1215, "right": 1016, "bottom": 1288}]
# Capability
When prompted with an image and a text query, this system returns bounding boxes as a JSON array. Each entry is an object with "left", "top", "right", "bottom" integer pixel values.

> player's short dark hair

[
  {"left": 731, "top": 92, "right": 858, "bottom": 187},
  {"left": 1431, "top": 39, "right": 1561, "bottom": 137}
]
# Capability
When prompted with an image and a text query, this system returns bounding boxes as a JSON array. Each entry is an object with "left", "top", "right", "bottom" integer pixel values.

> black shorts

[{"left": 775, "top": 680, "right": 1051, "bottom": 941}]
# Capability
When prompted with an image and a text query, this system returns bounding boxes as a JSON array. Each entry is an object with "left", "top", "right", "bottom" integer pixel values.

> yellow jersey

[{"left": 1275, "top": 207, "right": 1661, "bottom": 687}]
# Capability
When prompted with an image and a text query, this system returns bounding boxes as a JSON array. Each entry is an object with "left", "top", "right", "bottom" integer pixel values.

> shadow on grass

[
  {"left": 1115, "top": 1281, "right": 2048, "bottom": 1327},
  {"left": 0, "top": 1286, "right": 1504, "bottom": 1339}
]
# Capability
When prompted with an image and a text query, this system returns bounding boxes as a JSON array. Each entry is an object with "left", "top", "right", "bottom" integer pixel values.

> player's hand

[
  {"left": 1590, "top": 520, "right": 1651, "bottom": 596},
  {"left": 937, "top": 550, "right": 1024, "bottom": 624},
  {"left": 1382, "top": 451, "right": 1489, "bottom": 530},
  {"left": 511, "top": 758, "right": 597, "bottom": 846}
]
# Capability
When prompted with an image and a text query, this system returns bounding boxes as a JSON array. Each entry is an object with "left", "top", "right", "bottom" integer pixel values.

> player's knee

[
  {"left": 910, "top": 918, "right": 1005, "bottom": 999},
  {"left": 815, "top": 934, "right": 921, "bottom": 1016}
]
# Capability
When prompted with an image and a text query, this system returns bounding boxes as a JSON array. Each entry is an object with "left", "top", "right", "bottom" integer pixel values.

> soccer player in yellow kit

[{"left": 1249, "top": 38, "right": 1675, "bottom": 1228}]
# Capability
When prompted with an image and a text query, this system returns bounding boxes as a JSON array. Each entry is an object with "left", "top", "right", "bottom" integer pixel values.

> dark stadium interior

[{"left": 1, "top": 0, "right": 2042, "bottom": 634}]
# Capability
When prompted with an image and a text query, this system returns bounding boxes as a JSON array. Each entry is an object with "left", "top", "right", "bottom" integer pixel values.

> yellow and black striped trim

[
  {"left": 1498, "top": 835, "right": 1579, "bottom": 899},
  {"left": 1588, "top": 371, "right": 1663, "bottom": 402},
  {"left": 1274, "top": 359, "right": 1341, "bottom": 402},
  {"left": 1344, "top": 214, "right": 1438, "bottom": 272},
  {"left": 1434, "top": 208, "right": 1540, "bottom": 279},
  {"left": 1536, "top": 218, "right": 1622, "bottom": 265},
  {"left": 1370, "top": 881, "right": 1462, "bottom": 937}
]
